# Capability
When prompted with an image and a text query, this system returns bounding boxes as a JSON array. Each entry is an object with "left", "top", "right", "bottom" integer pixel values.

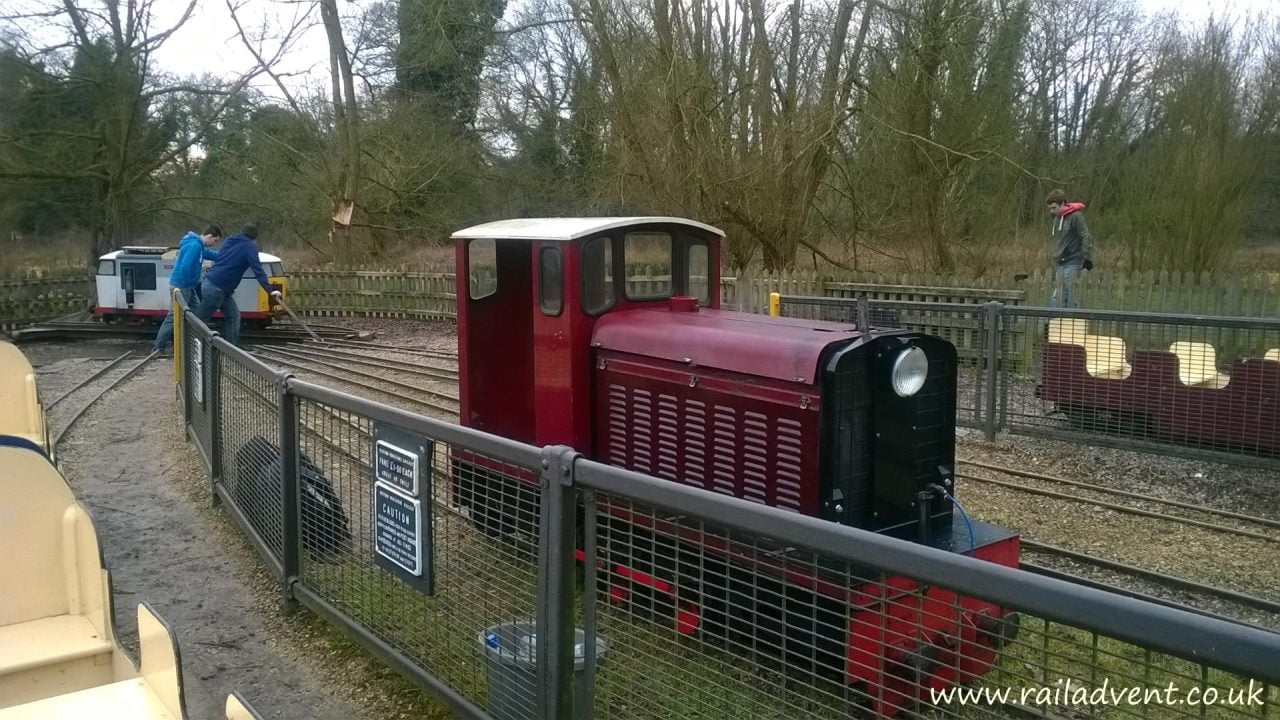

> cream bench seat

[
  {"left": 1265, "top": 349, "right": 1279, "bottom": 362},
  {"left": 1046, "top": 319, "right": 1132, "bottom": 379},
  {"left": 1169, "top": 342, "right": 1230, "bottom": 389},
  {"left": 0, "top": 603, "right": 188, "bottom": 719},
  {"left": 0, "top": 343, "right": 48, "bottom": 457},
  {"left": 0, "top": 441, "right": 121, "bottom": 706},
  {"left": 0, "top": 679, "right": 173, "bottom": 719}
]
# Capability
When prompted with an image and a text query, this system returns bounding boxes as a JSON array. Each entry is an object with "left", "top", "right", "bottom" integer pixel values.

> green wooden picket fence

[
  {"left": 0, "top": 266, "right": 96, "bottom": 331},
  {"left": 285, "top": 266, "right": 457, "bottom": 320}
]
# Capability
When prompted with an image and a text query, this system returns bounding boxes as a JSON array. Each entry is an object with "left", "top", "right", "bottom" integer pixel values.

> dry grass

[{"left": 6, "top": 234, "right": 93, "bottom": 272}]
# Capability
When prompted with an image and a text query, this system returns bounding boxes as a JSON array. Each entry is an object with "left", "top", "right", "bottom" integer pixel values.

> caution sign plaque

[{"left": 371, "top": 423, "right": 433, "bottom": 593}]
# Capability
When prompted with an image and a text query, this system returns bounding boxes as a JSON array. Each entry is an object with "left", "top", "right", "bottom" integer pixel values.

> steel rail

[
  {"left": 1021, "top": 540, "right": 1280, "bottom": 615},
  {"left": 14, "top": 320, "right": 349, "bottom": 344},
  {"left": 252, "top": 351, "right": 458, "bottom": 416},
  {"left": 960, "top": 459, "right": 1280, "bottom": 531},
  {"left": 281, "top": 343, "right": 458, "bottom": 382},
  {"left": 254, "top": 347, "right": 459, "bottom": 404},
  {"left": 51, "top": 351, "right": 159, "bottom": 449},
  {"left": 46, "top": 351, "right": 133, "bottom": 410},
  {"left": 1020, "top": 561, "right": 1277, "bottom": 632},
  {"left": 959, "top": 472, "right": 1278, "bottom": 543}
]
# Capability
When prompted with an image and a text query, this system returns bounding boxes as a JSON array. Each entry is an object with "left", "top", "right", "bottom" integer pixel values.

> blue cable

[{"left": 940, "top": 489, "right": 977, "bottom": 556}]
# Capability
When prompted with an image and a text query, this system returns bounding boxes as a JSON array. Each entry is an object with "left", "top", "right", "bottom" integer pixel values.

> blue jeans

[
  {"left": 194, "top": 279, "right": 242, "bottom": 347},
  {"left": 153, "top": 286, "right": 198, "bottom": 351},
  {"left": 1051, "top": 262, "right": 1085, "bottom": 308}
]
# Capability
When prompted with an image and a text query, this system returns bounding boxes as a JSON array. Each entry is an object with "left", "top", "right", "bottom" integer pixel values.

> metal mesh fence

[
  {"left": 581, "top": 488, "right": 1276, "bottom": 720},
  {"left": 295, "top": 397, "right": 542, "bottom": 717},
  {"left": 185, "top": 317, "right": 214, "bottom": 469},
  {"left": 217, "top": 351, "right": 285, "bottom": 560},
  {"left": 781, "top": 296, "right": 1280, "bottom": 463},
  {"left": 174, "top": 304, "right": 1280, "bottom": 720},
  {"left": 1002, "top": 309, "right": 1280, "bottom": 462}
]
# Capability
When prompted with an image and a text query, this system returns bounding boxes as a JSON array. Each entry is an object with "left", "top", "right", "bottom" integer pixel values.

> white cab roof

[
  {"left": 98, "top": 250, "right": 281, "bottom": 262},
  {"left": 451, "top": 217, "right": 724, "bottom": 241}
]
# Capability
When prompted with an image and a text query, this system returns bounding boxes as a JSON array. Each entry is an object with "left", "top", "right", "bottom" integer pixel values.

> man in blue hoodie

[
  {"left": 153, "top": 225, "right": 223, "bottom": 352},
  {"left": 194, "top": 223, "right": 282, "bottom": 347}
]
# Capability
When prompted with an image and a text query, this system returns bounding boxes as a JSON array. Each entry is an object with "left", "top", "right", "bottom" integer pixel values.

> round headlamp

[{"left": 891, "top": 346, "right": 928, "bottom": 397}]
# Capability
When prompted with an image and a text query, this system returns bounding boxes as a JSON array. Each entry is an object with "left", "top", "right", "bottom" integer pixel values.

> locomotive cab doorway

[{"left": 458, "top": 237, "right": 536, "bottom": 443}]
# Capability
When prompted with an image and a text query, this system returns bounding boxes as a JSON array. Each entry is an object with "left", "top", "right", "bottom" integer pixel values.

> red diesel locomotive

[{"left": 449, "top": 217, "right": 1020, "bottom": 712}]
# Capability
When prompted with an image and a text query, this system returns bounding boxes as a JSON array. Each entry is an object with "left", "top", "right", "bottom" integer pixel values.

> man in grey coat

[{"left": 1045, "top": 189, "right": 1093, "bottom": 308}]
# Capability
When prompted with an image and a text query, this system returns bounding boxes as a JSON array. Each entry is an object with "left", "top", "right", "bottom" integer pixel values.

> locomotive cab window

[
  {"left": 539, "top": 246, "right": 563, "bottom": 316},
  {"left": 686, "top": 238, "right": 710, "bottom": 304},
  {"left": 623, "top": 232, "right": 672, "bottom": 300},
  {"left": 97, "top": 260, "right": 115, "bottom": 275},
  {"left": 469, "top": 238, "right": 498, "bottom": 300},
  {"left": 581, "top": 235, "right": 615, "bottom": 315}
]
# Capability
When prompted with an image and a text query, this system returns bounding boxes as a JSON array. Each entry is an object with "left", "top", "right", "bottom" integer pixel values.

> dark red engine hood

[{"left": 591, "top": 308, "right": 864, "bottom": 384}]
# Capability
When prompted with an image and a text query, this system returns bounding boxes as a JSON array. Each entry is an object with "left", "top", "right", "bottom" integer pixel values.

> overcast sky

[{"left": 140, "top": 0, "right": 1276, "bottom": 100}]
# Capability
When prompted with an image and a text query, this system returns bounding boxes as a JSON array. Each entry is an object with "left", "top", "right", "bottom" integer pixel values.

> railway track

[
  {"left": 1020, "top": 542, "right": 1280, "bottom": 632},
  {"left": 14, "top": 319, "right": 356, "bottom": 344},
  {"left": 281, "top": 343, "right": 457, "bottom": 381},
  {"left": 250, "top": 346, "right": 459, "bottom": 416},
  {"left": 959, "top": 459, "right": 1280, "bottom": 539},
  {"left": 959, "top": 459, "right": 1280, "bottom": 629},
  {"left": 43, "top": 350, "right": 159, "bottom": 450},
  {"left": 309, "top": 337, "right": 457, "bottom": 361}
]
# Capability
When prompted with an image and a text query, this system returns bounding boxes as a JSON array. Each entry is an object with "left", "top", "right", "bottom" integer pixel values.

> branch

[
  {"left": 60, "top": 0, "right": 94, "bottom": 48},
  {"left": 140, "top": 84, "right": 238, "bottom": 100},
  {"left": 130, "top": 67, "right": 264, "bottom": 183},
  {"left": 495, "top": 18, "right": 583, "bottom": 34},
  {"left": 225, "top": 0, "right": 308, "bottom": 117},
  {"left": 137, "top": 194, "right": 329, "bottom": 256},
  {"left": 864, "top": 113, "right": 1068, "bottom": 185},
  {"left": 140, "top": 0, "right": 199, "bottom": 51},
  {"left": 0, "top": 168, "right": 107, "bottom": 181}
]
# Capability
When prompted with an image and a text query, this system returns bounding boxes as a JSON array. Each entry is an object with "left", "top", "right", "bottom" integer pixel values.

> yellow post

[
  {"left": 172, "top": 289, "right": 183, "bottom": 384},
  {"left": 768, "top": 291, "right": 781, "bottom": 317}
]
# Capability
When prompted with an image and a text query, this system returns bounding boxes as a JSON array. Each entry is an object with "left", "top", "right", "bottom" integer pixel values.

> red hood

[{"left": 1059, "top": 202, "right": 1086, "bottom": 217}]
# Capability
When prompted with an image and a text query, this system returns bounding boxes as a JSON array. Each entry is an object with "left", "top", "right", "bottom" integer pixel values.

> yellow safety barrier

[{"left": 172, "top": 289, "right": 184, "bottom": 386}]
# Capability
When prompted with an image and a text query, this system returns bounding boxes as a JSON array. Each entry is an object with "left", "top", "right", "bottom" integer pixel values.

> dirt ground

[{"left": 26, "top": 340, "right": 445, "bottom": 720}]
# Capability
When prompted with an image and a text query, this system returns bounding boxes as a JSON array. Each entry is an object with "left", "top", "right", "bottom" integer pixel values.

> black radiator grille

[{"left": 822, "top": 345, "right": 874, "bottom": 526}]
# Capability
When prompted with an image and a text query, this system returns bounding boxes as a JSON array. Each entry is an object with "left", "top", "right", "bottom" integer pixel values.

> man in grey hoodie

[{"left": 1046, "top": 189, "right": 1093, "bottom": 308}]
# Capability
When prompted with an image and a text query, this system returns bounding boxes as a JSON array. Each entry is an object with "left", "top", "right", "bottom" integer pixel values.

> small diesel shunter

[
  {"left": 450, "top": 217, "right": 1020, "bottom": 713},
  {"left": 94, "top": 246, "right": 286, "bottom": 324}
]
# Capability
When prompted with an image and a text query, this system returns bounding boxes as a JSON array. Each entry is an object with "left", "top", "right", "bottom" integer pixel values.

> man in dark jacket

[
  {"left": 153, "top": 225, "right": 222, "bottom": 352},
  {"left": 1046, "top": 189, "right": 1093, "bottom": 308},
  {"left": 193, "top": 224, "right": 281, "bottom": 347}
]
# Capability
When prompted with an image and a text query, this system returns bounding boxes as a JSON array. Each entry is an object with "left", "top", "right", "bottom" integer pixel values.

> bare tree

[{"left": 0, "top": 0, "right": 294, "bottom": 255}]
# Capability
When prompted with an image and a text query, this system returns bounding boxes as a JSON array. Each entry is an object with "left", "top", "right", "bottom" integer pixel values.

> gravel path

[{"left": 23, "top": 340, "right": 448, "bottom": 720}]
